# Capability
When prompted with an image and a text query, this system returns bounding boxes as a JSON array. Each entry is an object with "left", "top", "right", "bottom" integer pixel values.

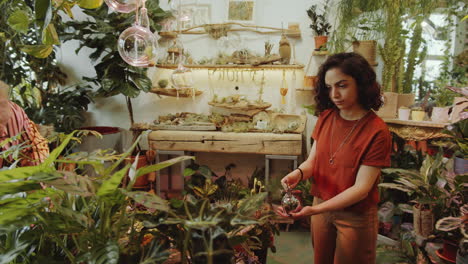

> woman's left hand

[
  {"left": 289, "top": 206, "right": 319, "bottom": 218},
  {"left": 275, "top": 205, "right": 319, "bottom": 219}
]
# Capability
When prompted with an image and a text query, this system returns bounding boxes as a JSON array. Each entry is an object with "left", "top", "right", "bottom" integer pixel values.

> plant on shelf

[{"left": 306, "top": 0, "right": 332, "bottom": 51}]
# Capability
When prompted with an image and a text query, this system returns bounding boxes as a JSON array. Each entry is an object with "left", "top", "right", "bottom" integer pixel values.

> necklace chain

[{"left": 329, "top": 111, "right": 368, "bottom": 165}]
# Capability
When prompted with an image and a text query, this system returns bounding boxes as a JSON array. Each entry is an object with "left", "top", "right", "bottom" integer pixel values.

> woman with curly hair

[{"left": 277, "top": 52, "right": 392, "bottom": 264}]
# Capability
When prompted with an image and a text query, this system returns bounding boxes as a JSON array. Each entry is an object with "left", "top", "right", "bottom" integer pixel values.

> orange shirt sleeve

[{"left": 360, "top": 129, "right": 392, "bottom": 168}]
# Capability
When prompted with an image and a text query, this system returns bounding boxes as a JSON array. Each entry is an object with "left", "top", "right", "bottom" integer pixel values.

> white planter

[
  {"left": 431, "top": 107, "right": 450, "bottom": 123},
  {"left": 398, "top": 108, "right": 411, "bottom": 120}
]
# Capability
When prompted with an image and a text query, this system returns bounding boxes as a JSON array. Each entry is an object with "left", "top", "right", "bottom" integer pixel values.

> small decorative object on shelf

[
  {"left": 170, "top": 58, "right": 195, "bottom": 99},
  {"left": 411, "top": 107, "right": 425, "bottom": 121},
  {"left": 398, "top": 106, "right": 410, "bottom": 120},
  {"left": 280, "top": 70, "right": 288, "bottom": 105},
  {"left": 306, "top": 0, "right": 331, "bottom": 51},
  {"left": 279, "top": 34, "right": 291, "bottom": 64}
]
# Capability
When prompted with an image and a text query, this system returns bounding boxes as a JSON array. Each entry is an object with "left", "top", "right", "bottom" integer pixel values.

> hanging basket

[
  {"left": 352, "top": 40, "right": 377, "bottom": 66},
  {"left": 413, "top": 204, "right": 434, "bottom": 238}
]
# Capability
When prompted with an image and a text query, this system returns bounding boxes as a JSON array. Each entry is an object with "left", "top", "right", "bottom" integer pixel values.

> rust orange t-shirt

[{"left": 311, "top": 109, "right": 392, "bottom": 212}]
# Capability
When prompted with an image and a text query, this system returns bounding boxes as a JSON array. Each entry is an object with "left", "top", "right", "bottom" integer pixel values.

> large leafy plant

[
  {"left": 379, "top": 152, "right": 448, "bottom": 207},
  {"left": 0, "top": 0, "right": 101, "bottom": 132},
  {"left": 0, "top": 131, "right": 194, "bottom": 263},
  {"left": 306, "top": 0, "right": 332, "bottom": 36},
  {"left": 63, "top": 2, "right": 171, "bottom": 124}
]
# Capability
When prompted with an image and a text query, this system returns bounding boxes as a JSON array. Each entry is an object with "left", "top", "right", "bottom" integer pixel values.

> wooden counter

[{"left": 148, "top": 130, "right": 302, "bottom": 156}]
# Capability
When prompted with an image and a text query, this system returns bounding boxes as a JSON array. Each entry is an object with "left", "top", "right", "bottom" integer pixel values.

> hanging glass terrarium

[
  {"left": 170, "top": 57, "right": 195, "bottom": 99},
  {"left": 117, "top": 0, "right": 158, "bottom": 67},
  {"left": 104, "top": 0, "right": 141, "bottom": 13}
]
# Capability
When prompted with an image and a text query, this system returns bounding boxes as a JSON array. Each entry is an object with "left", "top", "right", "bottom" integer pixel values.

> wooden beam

[{"left": 148, "top": 131, "right": 302, "bottom": 155}]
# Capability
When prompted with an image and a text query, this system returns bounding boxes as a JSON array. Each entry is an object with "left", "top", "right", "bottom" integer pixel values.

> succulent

[{"left": 158, "top": 79, "right": 169, "bottom": 88}]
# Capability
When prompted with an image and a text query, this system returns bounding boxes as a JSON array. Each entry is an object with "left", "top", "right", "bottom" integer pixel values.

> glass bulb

[
  {"left": 104, "top": 0, "right": 141, "bottom": 13},
  {"left": 118, "top": 25, "right": 158, "bottom": 67},
  {"left": 170, "top": 62, "right": 194, "bottom": 89}
]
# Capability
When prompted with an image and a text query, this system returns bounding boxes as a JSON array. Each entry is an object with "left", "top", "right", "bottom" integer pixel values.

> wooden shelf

[
  {"left": 156, "top": 64, "right": 304, "bottom": 70},
  {"left": 383, "top": 118, "right": 449, "bottom": 128}
]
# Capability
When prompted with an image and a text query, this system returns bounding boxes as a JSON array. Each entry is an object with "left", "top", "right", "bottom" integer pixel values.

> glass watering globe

[
  {"left": 104, "top": 0, "right": 141, "bottom": 13},
  {"left": 281, "top": 187, "right": 301, "bottom": 216},
  {"left": 117, "top": 3, "right": 158, "bottom": 67},
  {"left": 170, "top": 57, "right": 195, "bottom": 100}
]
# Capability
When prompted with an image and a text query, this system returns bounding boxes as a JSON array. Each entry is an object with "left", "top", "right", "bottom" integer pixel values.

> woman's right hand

[{"left": 280, "top": 169, "right": 301, "bottom": 190}]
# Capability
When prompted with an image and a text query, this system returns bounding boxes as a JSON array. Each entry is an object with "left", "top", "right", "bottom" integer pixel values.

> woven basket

[{"left": 413, "top": 204, "right": 434, "bottom": 237}]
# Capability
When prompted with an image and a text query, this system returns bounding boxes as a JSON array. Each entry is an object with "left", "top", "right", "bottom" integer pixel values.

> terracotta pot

[
  {"left": 352, "top": 40, "right": 377, "bottom": 65},
  {"left": 431, "top": 107, "right": 450, "bottom": 123},
  {"left": 442, "top": 240, "right": 458, "bottom": 262},
  {"left": 314, "top": 36, "right": 328, "bottom": 51},
  {"left": 124, "top": 152, "right": 152, "bottom": 189}
]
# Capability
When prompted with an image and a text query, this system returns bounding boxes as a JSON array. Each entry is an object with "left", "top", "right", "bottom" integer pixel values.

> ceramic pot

[
  {"left": 398, "top": 108, "right": 411, "bottom": 120},
  {"left": 314, "top": 36, "right": 328, "bottom": 50},
  {"left": 411, "top": 110, "right": 425, "bottom": 121},
  {"left": 431, "top": 107, "right": 450, "bottom": 123}
]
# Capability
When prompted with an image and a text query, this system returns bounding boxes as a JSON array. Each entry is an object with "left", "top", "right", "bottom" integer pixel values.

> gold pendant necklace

[{"left": 329, "top": 111, "right": 368, "bottom": 165}]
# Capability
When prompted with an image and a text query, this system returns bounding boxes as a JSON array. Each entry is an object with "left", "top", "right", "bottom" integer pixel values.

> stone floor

[{"left": 267, "top": 230, "right": 313, "bottom": 264}]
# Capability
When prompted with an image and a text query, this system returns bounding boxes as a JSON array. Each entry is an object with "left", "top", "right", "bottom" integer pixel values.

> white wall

[{"left": 56, "top": 0, "right": 366, "bottom": 188}]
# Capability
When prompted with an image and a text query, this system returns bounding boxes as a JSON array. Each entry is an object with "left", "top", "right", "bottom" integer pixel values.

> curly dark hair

[{"left": 314, "top": 52, "right": 383, "bottom": 114}]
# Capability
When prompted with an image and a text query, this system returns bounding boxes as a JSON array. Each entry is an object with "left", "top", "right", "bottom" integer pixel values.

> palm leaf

[{"left": 97, "top": 164, "right": 130, "bottom": 197}]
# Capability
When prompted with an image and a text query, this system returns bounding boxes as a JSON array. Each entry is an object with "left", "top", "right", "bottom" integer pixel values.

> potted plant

[
  {"left": 380, "top": 152, "right": 448, "bottom": 238},
  {"left": 306, "top": 0, "right": 332, "bottom": 51},
  {"left": 443, "top": 118, "right": 468, "bottom": 174},
  {"left": 432, "top": 85, "right": 458, "bottom": 123},
  {"left": 436, "top": 205, "right": 468, "bottom": 264},
  {"left": 0, "top": 131, "right": 193, "bottom": 263}
]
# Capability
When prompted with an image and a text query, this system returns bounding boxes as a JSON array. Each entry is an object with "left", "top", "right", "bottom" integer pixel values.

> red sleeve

[
  {"left": 360, "top": 128, "right": 392, "bottom": 168},
  {"left": 312, "top": 109, "right": 332, "bottom": 141}
]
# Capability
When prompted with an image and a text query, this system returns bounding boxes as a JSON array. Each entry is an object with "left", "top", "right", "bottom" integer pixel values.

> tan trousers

[{"left": 311, "top": 197, "right": 378, "bottom": 264}]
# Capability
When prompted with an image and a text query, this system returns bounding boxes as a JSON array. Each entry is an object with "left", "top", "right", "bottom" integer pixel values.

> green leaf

[
  {"left": 237, "top": 192, "right": 267, "bottom": 217},
  {"left": 35, "top": 0, "right": 52, "bottom": 28},
  {"left": 42, "top": 23, "right": 60, "bottom": 45},
  {"left": 124, "top": 190, "right": 170, "bottom": 212},
  {"left": 0, "top": 166, "right": 49, "bottom": 182},
  {"left": 97, "top": 164, "right": 130, "bottom": 197},
  {"left": 20, "top": 44, "right": 53, "bottom": 58},
  {"left": 42, "top": 131, "right": 77, "bottom": 167},
  {"left": 183, "top": 167, "right": 196, "bottom": 177},
  {"left": 77, "top": 0, "right": 104, "bottom": 9},
  {"left": 136, "top": 156, "right": 194, "bottom": 179},
  {"left": 7, "top": 10, "right": 30, "bottom": 33},
  {"left": 92, "top": 240, "right": 119, "bottom": 264},
  {"left": 0, "top": 181, "right": 42, "bottom": 196},
  {"left": 128, "top": 72, "right": 152, "bottom": 92}
]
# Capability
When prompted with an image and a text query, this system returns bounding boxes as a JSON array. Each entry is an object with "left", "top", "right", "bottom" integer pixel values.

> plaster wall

[{"left": 57, "top": 0, "right": 380, "bottom": 189}]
